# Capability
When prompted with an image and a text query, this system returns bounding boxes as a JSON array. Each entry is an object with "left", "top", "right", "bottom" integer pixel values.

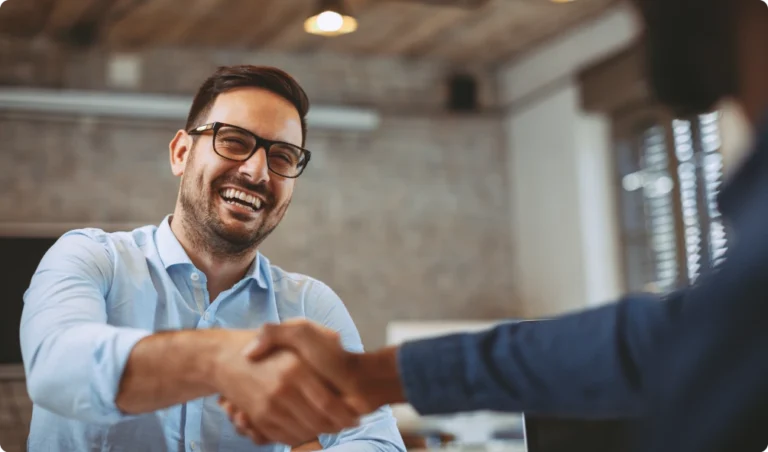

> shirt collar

[{"left": 155, "top": 215, "right": 268, "bottom": 289}]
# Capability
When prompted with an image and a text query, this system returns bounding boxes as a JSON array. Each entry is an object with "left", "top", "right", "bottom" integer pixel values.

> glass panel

[
  {"left": 672, "top": 119, "right": 703, "bottom": 282},
  {"left": 698, "top": 112, "right": 728, "bottom": 267},
  {"left": 641, "top": 125, "right": 679, "bottom": 292}
]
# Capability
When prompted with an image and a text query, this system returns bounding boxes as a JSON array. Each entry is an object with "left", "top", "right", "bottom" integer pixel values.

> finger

[
  {"left": 241, "top": 321, "right": 291, "bottom": 360},
  {"left": 220, "top": 399, "right": 264, "bottom": 441},
  {"left": 251, "top": 322, "right": 348, "bottom": 382},
  {"left": 225, "top": 408, "right": 269, "bottom": 444},
  {"left": 218, "top": 398, "right": 235, "bottom": 417},
  {"left": 279, "top": 380, "right": 352, "bottom": 436},
  {"left": 241, "top": 335, "right": 274, "bottom": 360},
  {"left": 295, "top": 370, "right": 361, "bottom": 431},
  {"left": 256, "top": 404, "right": 316, "bottom": 447},
  {"left": 233, "top": 411, "right": 252, "bottom": 434},
  {"left": 239, "top": 419, "right": 269, "bottom": 445}
]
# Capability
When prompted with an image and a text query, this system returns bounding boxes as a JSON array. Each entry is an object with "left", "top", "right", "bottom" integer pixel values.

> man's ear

[{"left": 169, "top": 130, "right": 192, "bottom": 177}]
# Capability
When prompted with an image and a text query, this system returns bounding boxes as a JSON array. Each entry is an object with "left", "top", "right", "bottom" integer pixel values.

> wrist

[
  {"left": 353, "top": 346, "right": 407, "bottom": 409},
  {"left": 205, "top": 330, "right": 255, "bottom": 391}
]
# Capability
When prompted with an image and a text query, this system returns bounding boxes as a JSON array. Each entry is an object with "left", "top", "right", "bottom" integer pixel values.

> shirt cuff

[
  {"left": 396, "top": 333, "right": 471, "bottom": 415},
  {"left": 90, "top": 328, "right": 154, "bottom": 422}
]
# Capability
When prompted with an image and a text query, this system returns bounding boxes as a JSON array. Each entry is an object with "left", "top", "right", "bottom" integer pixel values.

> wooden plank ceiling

[{"left": 0, "top": 0, "right": 618, "bottom": 65}]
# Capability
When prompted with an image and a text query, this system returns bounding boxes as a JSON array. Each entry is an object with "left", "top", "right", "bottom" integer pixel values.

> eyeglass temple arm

[{"left": 190, "top": 123, "right": 215, "bottom": 133}]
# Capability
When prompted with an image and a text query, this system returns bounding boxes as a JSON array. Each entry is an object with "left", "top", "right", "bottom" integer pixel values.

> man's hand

[
  {"left": 219, "top": 320, "right": 407, "bottom": 444},
  {"left": 212, "top": 332, "right": 362, "bottom": 446}
]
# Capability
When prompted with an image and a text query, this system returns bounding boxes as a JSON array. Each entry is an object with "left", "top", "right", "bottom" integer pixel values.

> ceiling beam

[
  {"left": 0, "top": 0, "right": 57, "bottom": 39},
  {"left": 151, "top": 0, "right": 228, "bottom": 46},
  {"left": 376, "top": 7, "right": 467, "bottom": 56},
  {"left": 42, "top": 0, "right": 102, "bottom": 37},
  {"left": 102, "top": 0, "right": 171, "bottom": 49},
  {"left": 239, "top": 0, "right": 303, "bottom": 48}
]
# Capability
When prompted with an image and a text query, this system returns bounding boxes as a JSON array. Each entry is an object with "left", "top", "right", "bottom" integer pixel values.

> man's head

[
  {"left": 169, "top": 65, "right": 310, "bottom": 258},
  {"left": 633, "top": 0, "right": 768, "bottom": 122}
]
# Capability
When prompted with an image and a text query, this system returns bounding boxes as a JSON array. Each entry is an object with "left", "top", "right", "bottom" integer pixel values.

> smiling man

[{"left": 19, "top": 65, "right": 405, "bottom": 452}]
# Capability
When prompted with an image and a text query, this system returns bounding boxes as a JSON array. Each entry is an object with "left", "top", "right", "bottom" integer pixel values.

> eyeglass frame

[{"left": 187, "top": 121, "right": 311, "bottom": 178}]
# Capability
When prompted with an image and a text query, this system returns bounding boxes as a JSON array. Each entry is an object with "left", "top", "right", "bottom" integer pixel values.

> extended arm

[
  {"left": 247, "top": 290, "right": 686, "bottom": 423},
  {"left": 397, "top": 292, "right": 682, "bottom": 418},
  {"left": 20, "top": 231, "right": 358, "bottom": 443}
]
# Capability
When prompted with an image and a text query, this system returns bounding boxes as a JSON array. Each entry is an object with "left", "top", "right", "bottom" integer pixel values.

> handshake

[{"left": 212, "top": 320, "right": 405, "bottom": 447}]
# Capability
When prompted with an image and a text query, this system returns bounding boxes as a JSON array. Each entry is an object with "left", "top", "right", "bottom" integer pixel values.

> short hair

[{"left": 185, "top": 65, "right": 310, "bottom": 145}]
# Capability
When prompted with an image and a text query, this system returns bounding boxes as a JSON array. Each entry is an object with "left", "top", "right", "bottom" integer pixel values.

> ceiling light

[{"left": 304, "top": 0, "right": 357, "bottom": 36}]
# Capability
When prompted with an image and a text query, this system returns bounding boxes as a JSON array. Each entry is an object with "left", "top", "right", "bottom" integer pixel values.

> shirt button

[
  {"left": 190, "top": 440, "right": 196, "bottom": 450},
  {"left": 190, "top": 273, "right": 200, "bottom": 281}
]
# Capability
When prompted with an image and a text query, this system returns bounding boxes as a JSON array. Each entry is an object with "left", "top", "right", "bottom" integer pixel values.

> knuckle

[
  {"left": 268, "top": 385, "right": 293, "bottom": 404},
  {"left": 318, "top": 393, "right": 336, "bottom": 412},
  {"left": 282, "top": 356, "right": 304, "bottom": 377},
  {"left": 260, "top": 323, "right": 277, "bottom": 336}
]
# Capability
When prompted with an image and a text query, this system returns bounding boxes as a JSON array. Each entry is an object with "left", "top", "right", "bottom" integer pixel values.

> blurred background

[{"left": 0, "top": 0, "right": 754, "bottom": 450}]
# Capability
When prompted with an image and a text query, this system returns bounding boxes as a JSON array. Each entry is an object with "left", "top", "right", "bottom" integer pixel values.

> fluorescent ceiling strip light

[{"left": 0, "top": 88, "right": 381, "bottom": 131}]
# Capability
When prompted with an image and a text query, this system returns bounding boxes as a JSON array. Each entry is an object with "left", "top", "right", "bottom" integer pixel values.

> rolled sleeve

[
  {"left": 20, "top": 231, "right": 152, "bottom": 424},
  {"left": 306, "top": 281, "right": 406, "bottom": 452}
]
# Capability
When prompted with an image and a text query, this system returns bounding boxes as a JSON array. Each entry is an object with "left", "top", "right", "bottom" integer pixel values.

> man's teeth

[{"left": 222, "top": 188, "right": 262, "bottom": 210}]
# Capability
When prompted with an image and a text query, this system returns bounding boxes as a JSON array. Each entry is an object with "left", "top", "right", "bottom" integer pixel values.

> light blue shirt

[{"left": 19, "top": 216, "right": 405, "bottom": 452}]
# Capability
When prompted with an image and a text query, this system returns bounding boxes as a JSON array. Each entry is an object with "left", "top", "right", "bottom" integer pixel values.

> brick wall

[
  {"left": 0, "top": 37, "right": 500, "bottom": 111},
  {"left": 0, "top": 40, "right": 519, "bottom": 349}
]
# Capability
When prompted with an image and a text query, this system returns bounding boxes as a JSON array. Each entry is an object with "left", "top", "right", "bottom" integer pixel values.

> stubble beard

[{"left": 177, "top": 169, "right": 291, "bottom": 261}]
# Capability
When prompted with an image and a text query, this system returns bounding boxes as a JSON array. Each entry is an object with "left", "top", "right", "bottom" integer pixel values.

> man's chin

[{"left": 212, "top": 224, "right": 260, "bottom": 251}]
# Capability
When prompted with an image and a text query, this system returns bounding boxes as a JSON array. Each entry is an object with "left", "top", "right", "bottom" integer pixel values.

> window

[{"left": 614, "top": 108, "right": 728, "bottom": 294}]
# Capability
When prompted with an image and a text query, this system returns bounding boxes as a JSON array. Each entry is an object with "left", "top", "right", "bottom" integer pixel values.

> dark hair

[{"left": 185, "top": 65, "right": 310, "bottom": 145}]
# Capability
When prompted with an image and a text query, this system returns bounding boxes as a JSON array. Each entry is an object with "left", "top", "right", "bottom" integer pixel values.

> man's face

[
  {"left": 173, "top": 87, "right": 302, "bottom": 256},
  {"left": 637, "top": 0, "right": 739, "bottom": 115}
]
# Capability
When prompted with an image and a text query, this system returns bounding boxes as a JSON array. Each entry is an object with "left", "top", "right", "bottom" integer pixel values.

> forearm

[
  {"left": 395, "top": 293, "right": 681, "bottom": 418},
  {"left": 116, "top": 328, "right": 253, "bottom": 414}
]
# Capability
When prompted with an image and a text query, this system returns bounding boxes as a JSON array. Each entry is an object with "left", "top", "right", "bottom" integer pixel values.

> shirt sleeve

[
  {"left": 397, "top": 290, "right": 685, "bottom": 419},
  {"left": 305, "top": 281, "right": 407, "bottom": 452},
  {"left": 19, "top": 230, "right": 153, "bottom": 424}
]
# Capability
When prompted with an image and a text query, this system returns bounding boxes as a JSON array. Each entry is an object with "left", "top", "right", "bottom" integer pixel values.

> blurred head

[
  {"left": 631, "top": 0, "right": 738, "bottom": 116},
  {"left": 169, "top": 65, "right": 310, "bottom": 258},
  {"left": 632, "top": 0, "right": 768, "bottom": 120}
]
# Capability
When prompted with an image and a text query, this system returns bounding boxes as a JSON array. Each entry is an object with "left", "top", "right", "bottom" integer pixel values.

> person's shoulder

[
  {"left": 262, "top": 256, "right": 362, "bottom": 348},
  {"left": 267, "top": 259, "right": 332, "bottom": 295},
  {"left": 59, "top": 224, "right": 155, "bottom": 248},
  {"left": 52, "top": 224, "right": 158, "bottom": 262}
]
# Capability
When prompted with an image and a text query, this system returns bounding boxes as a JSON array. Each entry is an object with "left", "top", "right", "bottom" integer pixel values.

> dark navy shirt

[{"left": 397, "top": 109, "right": 768, "bottom": 452}]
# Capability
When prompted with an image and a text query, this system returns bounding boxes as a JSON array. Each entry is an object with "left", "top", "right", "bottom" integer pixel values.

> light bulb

[{"left": 316, "top": 11, "right": 343, "bottom": 32}]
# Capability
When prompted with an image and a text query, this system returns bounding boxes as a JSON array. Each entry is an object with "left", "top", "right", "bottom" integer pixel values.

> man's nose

[{"left": 238, "top": 147, "right": 270, "bottom": 183}]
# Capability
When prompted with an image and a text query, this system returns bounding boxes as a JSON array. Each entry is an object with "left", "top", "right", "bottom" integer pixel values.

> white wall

[
  {"left": 505, "top": 83, "right": 622, "bottom": 316},
  {"left": 498, "top": 4, "right": 641, "bottom": 107},
  {"left": 500, "top": 4, "right": 640, "bottom": 316}
]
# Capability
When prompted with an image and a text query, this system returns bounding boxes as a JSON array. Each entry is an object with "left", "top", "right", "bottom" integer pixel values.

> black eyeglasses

[{"left": 187, "top": 122, "right": 311, "bottom": 178}]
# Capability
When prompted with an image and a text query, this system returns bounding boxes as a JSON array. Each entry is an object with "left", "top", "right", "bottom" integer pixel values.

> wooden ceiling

[{"left": 0, "top": 0, "right": 618, "bottom": 65}]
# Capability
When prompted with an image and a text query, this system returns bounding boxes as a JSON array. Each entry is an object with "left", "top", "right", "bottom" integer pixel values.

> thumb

[{"left": 241, "top": 332, "right": 274, "bottom": 360}]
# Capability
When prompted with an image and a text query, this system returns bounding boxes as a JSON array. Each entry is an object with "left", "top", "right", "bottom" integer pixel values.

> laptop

[{"left": 522, "top": 414, "right": 635, "bottom": 452}]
